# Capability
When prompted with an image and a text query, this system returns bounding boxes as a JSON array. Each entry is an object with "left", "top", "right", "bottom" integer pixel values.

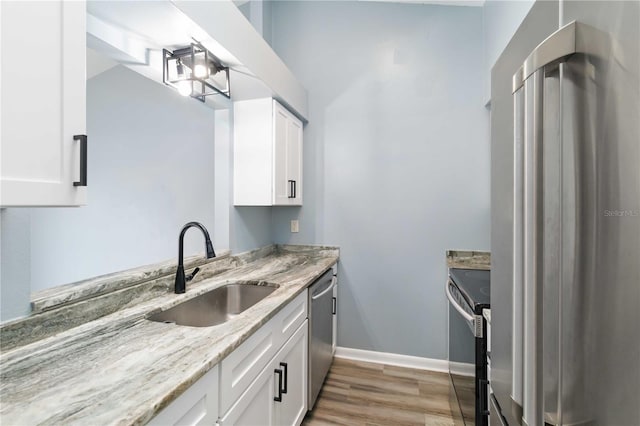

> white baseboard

[
  {"left": 448, "top": 361, "right": 475, "bottom": 377},
  {"left": 334, "top": 346, "right": 450, "bottom": 373}
]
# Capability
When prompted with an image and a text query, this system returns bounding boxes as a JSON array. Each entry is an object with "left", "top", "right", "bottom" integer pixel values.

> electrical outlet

[{"left": 291, "top": 220, "right": 299, "bottom": 233}]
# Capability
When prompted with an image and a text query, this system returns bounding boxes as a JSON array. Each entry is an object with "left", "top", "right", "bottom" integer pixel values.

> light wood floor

[{"left": 303, "top": 357, "right": 461, "bottom": 426}]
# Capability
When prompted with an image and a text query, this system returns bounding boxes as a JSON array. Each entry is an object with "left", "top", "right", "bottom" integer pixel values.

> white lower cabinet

[
  {"left": 148, "top": 290, "right": 309, "bottom": 426},
  {"left": 149, "top": 366, "right": 219, "bottom": 426},
  {"left": 219, "top": 291, "right": 308, "bottom": 414},
  {"left": 218, "top": 363, "right": 275, "bottom": 426},
  {"left": 220, "top": 320, "right": 308, "bottom": 426},
  {"left": 274, "top": 321, "right": 308, "bottom": 426}
]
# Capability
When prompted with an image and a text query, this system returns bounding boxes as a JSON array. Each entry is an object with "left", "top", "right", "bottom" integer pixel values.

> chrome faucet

[{"left": 175, "top": 222, "right": 216, "bottom": 294}]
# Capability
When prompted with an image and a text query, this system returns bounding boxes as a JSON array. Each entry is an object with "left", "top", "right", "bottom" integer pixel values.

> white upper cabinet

[
  {"left": 0, "top": 1, "right": 87, "bottom": 207},
  {"left": 234, "top": 99, "right": 303, "bottom": 206}
]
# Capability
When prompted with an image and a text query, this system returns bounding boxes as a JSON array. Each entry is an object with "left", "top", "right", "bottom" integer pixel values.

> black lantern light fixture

[{"left": 163, "top": 41, "right": 230, "bottom": 101}]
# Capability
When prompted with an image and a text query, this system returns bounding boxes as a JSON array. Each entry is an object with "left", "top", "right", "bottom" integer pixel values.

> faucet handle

[{"left": 186, "top": 267, "right": 201, "bottom": 282}]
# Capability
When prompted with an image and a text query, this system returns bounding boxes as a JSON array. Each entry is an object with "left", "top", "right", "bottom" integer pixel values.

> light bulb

[
  {"left": 176, "top": 60, "right": 185, "bottom": 78},
  {"left": 194, "top": 64, "right": 208, "bottom": 78},
  {"left": 176, "top": 80, "right": 192, "bottom": 97}
]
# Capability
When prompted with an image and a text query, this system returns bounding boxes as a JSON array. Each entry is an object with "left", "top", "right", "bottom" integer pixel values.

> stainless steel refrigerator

[{"left": 490, "top": 1, "right": 639, "bottom": 425}]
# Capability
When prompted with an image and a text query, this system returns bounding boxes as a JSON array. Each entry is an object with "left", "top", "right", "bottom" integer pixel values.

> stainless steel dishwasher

[{"left": 307, "top": 268, "right": 337, "bottom": 410}]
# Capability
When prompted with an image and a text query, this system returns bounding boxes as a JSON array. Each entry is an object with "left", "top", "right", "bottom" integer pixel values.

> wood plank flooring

[{"left": 303, "top": 357, "right": 461, "bottom": 426}]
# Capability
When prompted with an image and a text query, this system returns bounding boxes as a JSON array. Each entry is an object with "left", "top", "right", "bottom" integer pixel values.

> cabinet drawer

[
  {"left": 272, "top": 290, "right": 307, "bottom": 347},
  {"left": 220, "top": 290, "right": 307, "bottom": 414}
]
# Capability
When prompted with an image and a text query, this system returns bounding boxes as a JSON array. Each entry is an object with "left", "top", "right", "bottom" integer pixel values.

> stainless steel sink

[{"left": 148, "top": 282, "right": 278, "bottom": 327}]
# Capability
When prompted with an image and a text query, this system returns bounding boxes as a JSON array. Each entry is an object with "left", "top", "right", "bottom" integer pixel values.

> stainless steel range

[{"left": 446, "top": 268, "right": 491, "bottom": 426}]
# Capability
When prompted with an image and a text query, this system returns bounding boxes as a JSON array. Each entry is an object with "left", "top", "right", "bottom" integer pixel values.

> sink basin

[{"left": 148, "top": 282, "right": 278, "bottom": 327}]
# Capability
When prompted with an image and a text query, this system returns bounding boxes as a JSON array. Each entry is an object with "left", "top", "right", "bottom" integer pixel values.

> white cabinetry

[
  {"left": 220, "top": 321, "right": 308, "bottom": 426},
  {"left": 148, "top": 366, "right": 219, "bottom": 426},
  {"left": 218, "top": 362, "right": 275, "bottom": 426},
  {"left": 274, "top": 321, "right": 307, "bottom": 426},
  {"left": 219, "top": 290, "right": 307, "bottom": 414},
  {"left": 148, "top": 290, "right": 308, "bottom": 426},
  {"left": 233, "top": 99, "right": 303, "bottom": 206},
  {"left": 0, "top": 1, "right": 87, "bottom": 207}
]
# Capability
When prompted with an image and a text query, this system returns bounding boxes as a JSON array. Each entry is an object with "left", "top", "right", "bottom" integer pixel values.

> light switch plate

[{"left": 291, "top": 220, "right": 299, "bottom": 233}]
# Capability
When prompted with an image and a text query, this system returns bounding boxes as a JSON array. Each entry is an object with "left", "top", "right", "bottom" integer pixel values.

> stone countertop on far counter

[
  {"left": 0, "top": 245, "right": 338, "bottom": 426},
  {"left": 446, "top": 249, "right": 491, "bottom": 270}
]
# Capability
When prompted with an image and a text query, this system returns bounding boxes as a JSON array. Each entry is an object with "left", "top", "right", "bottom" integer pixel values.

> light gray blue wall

[
  {"left": 482, "top": 0, "right": 535, "bottom": 103},
  {"left": 270, "top": 1, "right": 489, "bottom": 360},
  {"left": 25, "top": 66, "right": 218, "bottom": 291},
  {"left": 237, "top": 2, "right": 251, "bottom": 21},
  {"left": 262, "top": 1, "right": 273, "bottom": 47},
  {"left": 232, "top": 207, "right": 272, "bottom": 253},
  {"left": 0, "top": 209, "right": 32, "bottom": 321},
  {"left": 235, "top": 1, "right": 273, "bottom": 47},
  {"left": 0, "top": 63, "right": 276, "bottom": 321}
]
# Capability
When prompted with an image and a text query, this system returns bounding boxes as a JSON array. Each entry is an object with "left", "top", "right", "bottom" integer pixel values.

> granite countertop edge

[
  {"left": 446, "top": 249, "right": 491, "bottom": 271},
  {"left": 0, "top": 244, "right": 339, "bottom": 426}
]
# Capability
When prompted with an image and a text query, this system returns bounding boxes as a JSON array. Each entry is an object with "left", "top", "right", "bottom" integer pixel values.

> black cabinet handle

[
  {"left": 274, "top": 368, "right": 283, "bottom": 402},
  {"left": 332, "top": 297, "right": 337, "bottom": 315},
  {"left": 73, "top": 134, "right": 87, "bottom": 187},
  {"left": 479, "top": 378, "right": 490, "bottom": 415},
  {"left": 293, "top": 180, "right": 296, "bottom": 198},
  {"left": 288, "top": 180, "right": 295, "bottom": 198},
  {"left": 280, "top": 362, "right": 288, "bottom": 394}
]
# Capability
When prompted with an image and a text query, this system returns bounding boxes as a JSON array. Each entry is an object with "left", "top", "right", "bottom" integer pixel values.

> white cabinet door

[
  {"left": 219, "top": 356, "right": 275, "bottom": 426},
  {"left": 285, "top": 112, "right": 303, "bottom": 206},
  {"left": 0, "top": 1, "right": 87, "bottom": 207},
  {"left": 219, "top": 313, "right": 278, "bottom": 414},
  {"left": 272, "top": 105, "right": 290, "bottom": 206},
  {"left": 272, "top": 101, "right": 302, "bottom": 206},
  {"left": 233, "top": 98, "right": 273, "bottom": 206},
  {"left": 273, "top": 321, "right": 308, "bottom": 426}
]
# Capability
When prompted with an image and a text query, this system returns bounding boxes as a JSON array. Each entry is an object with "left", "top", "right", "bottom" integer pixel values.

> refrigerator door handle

[
  {"left": 514, "top": 21, "right": 577, "bottom": 92},
  {"left": 512, "top": 83, "right": 525, "bottom": 413},
  {"left": 522, "top": 67, "right": 545, "bottom": 426},
  {"left": 514, "top": 21, "right": 610, "bottom": 92}
]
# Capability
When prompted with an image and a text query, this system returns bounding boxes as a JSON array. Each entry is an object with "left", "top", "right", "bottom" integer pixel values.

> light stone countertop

[
  {"left": 446, "top": 249, "right": 491, "bottom": 270},
  {"left": 0, "top": 245, "right": 338, "bottom": 426}
]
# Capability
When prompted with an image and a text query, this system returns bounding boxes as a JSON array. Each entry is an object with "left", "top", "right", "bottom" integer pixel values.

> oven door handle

[
  {"left": 445, "top": 279, "right": 475, "bottom": 323},
  {"left": 311, "top": 277, "right": 337, "bottom": 301}
]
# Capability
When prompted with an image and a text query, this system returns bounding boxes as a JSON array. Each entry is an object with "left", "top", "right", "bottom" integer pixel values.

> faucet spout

[{"left": 175, "top": 222, "right": 216, "bottom": 294}]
